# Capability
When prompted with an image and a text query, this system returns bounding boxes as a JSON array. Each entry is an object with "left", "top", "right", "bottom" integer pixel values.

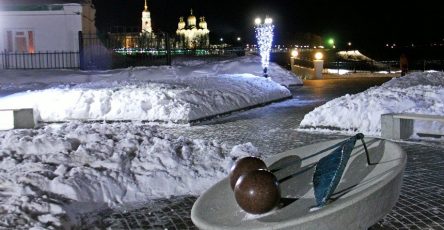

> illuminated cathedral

[
  {"left": 113, "top": 2, "right": 210, "bottom": 50},
  {"left": 176, "top": 9, "right": 210, "bottom": 49}
]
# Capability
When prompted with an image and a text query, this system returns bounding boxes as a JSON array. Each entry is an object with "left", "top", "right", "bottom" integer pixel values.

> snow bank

[
  {"left": 337, "top": 50, "right": 374, "bottom": 62},
  {"left": 0, "top": 56, "right": 296, "bottom": 123},
  {"left": 0, "top": 74, "right": 290, "bottom": 123},
  {"left": 190, "top": 55, "right": 303, "bottom": 86},
  {"left": 0, "top": 55, "right": 301, "bottom": 91},
  {"left": 299, "top": 72, "right": 444, "bottom": 136},
  {"left": 0, "top": 122, "right": 258, "bottom": 228}
]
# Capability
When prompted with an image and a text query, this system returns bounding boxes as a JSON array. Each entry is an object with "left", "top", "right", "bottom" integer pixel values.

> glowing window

[{"left": 5, "top": 30, "right": 35, "bottom": 53}]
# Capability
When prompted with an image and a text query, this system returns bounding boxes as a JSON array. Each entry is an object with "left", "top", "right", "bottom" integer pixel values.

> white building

[
  {"left": 176, "top": 9, "right": 210, "bottom": 49},
  {"left": 0, "top": 0, "right": 96, "bottom": 69}
]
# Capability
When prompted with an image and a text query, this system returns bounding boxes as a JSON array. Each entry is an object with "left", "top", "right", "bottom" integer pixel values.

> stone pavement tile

[
  {"left": 88, "top": 141, "right": 444, "bottom": 230},
  {"left": 81, "top": 82, "right": 444, "bottom": 229}
]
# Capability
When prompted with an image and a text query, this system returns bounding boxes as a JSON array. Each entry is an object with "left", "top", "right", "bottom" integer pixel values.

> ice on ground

[
  {"left": 299, "top": 72, "right": 444, "bottom": 136},
  {"left": 0, "top": 122, "right": 259, "bottom": 228},
  {"left": 0, "top": 55, "right": 299, "bottom": 123}
]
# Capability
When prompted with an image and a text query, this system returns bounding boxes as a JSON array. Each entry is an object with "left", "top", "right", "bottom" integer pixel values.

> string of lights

[{"left": 254, "top": 17, "right": 274, "bottom": 77}]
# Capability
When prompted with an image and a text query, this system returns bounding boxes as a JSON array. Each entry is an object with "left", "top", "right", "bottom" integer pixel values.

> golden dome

[
  {"left": 178, "top": 17, "right": 186, "bottom": 30},
  {"left": 187, "top": 9, "right": 197, "bottom": 27},
  {"left": 199, "top": 17, "right": 207, "bottom": 29}
]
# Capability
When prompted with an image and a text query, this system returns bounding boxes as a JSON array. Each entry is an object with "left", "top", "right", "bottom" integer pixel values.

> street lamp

[
  {"left": 255, "top": 17, "right": 262, "bottom": 25},
  {"left": 291, "top": 49, "right": 299, "bottom": 58},
  {"left": 314, "top": 52, "right": 323, "bottom": 60},
  {"left": 313, "top": 52, "right": 324, "bottom": 79},
  {"left": 254, "top": 16, "right": 274, "bottom": 78},
  {"left": 290, "top": 49, "right": 299, "bottom": 73},
  {"left": 328, "top": 38, "right": 335, "bottom": 46}
]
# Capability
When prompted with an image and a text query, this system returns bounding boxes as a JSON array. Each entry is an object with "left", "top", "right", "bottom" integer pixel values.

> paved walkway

[{"left": 85, "top": 77, "right": 444, "bottom": 229}]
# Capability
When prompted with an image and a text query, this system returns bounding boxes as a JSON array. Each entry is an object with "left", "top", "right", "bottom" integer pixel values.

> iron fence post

[
  {"left": 166, "top": 33, "right": 172, "bottom": 66},
  {"left": 78, "top": 31, "right": 84, "bottom": 70}
]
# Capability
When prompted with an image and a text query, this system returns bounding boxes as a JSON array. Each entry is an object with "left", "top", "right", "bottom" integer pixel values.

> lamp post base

[{"left": 263, "top": 67, "right": 268, "bottom": 78}]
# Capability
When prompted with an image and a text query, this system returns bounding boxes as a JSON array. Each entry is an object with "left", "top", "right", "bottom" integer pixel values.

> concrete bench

[
  {"left": 381, "top": 113, "right": 444, "bottom": 140},
  {"left": 0, "top": 109, "right": 36, "bottom": 130}
]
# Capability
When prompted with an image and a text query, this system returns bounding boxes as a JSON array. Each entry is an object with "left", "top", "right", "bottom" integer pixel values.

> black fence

[
  {"left": 79, "top": 32, "right": 172, "bottom": 70},
  {"left": 293, "top": 58, "right": 444, "bottom": 73},
  {"left": 0, "top": 29, "right": 246, "bottom": 70},
  {"left": 0, "top": 51, "right": 79, "bottom": 69}
]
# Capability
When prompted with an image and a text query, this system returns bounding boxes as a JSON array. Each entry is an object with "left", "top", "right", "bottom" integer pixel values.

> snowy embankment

[
  {"left": 0, "top": 122, "right": 258, "bottom": 228},
  {"left": 0, "top": 55, "right": 298, "bottom": 228},
  {"left": 0, "top": 55, "right": 298, "bottom": 123},
  {"left": 299, "top": 72, "right": 444, "bottom": 137}
]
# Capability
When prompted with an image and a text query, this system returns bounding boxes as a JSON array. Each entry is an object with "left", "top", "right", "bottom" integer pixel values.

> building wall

[
  {"left": 81, "top": 3, "right": 97, "bottom": 35},
  {"left": 0, "top": 3, "right": 96, "bottom": 53}
]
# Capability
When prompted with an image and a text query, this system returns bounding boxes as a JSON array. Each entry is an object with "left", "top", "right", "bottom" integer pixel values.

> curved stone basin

[{"left": 191, "top": 138, "right": 406, "bottom": 230}]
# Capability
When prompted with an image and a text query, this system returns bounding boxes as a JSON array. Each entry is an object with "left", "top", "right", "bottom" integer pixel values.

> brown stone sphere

[
  {"left": 234, "top": 169, "right": 280, "bottom": 214},
  {"left": 229, "top": 156, "right": 267, "bottom": 190}
]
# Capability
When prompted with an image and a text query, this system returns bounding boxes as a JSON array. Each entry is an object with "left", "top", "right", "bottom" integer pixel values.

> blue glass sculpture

[{"left": 313, "top": 133, "right": 367, "bottom": 207}]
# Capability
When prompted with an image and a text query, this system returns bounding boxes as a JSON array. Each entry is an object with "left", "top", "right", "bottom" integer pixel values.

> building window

[{"left": 6, "top": 30, "right": 35, "bottom": 53}]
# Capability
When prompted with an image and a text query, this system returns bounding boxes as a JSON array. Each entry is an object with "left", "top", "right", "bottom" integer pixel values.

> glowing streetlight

[
  {"left": 220, "top": 38, "right": 224, "bottom": 42},
  {"left": 237, "top": 37, "right": 242, "bottom": 41},
  {"left": 348, "top": 42, "right": 352, "bottom": 46},
  {"left": 313, "top": 52, "right": 324, "bottom": 79},
  {"left": 255, "top": 18, "right": 262, "bottom": 25},
  {"left": 290, "top": 49, "right": 299, "bottom": 73},
  {"left": 254, "top": 16, "right": 274, "bottom": 78}
]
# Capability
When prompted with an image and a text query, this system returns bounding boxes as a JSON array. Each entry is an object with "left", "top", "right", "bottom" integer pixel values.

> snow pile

[
  {"left": 299, "top": 72, "right": 444, "bottom": 136},
  {"left": 0, "top": 55, "right": 297, "bottom": 123},
  {"left": 206, "top": 55, "right": 303, "bottom": 86},
  {"left": 0, "top": 55, "right": 301, "bottom": 92},
  {"left": 337, "top": 50, "right": 374, "bottom": 62},
  {"left": 0, "top": 122, "right": 258, "bottom": 228},
  {"left": 0, "top": 74, "right": 290, "bottom": 123}
]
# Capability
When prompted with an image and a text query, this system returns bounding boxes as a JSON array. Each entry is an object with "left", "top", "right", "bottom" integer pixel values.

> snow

[
  {"left": 0, "top": 122, "right": 259, "bottom": 228},
  {"left": 325, "top": 68, "right": 400, "bottom": 76},
  {"left": 337, "top": 50, "right": 374, "bottom": 62},
  {"left": 299, "top": 72, "right": 444, "bottom": 137},
  {"left": 0, "top": 55, "right": 299, "bottom": 123},
  {"left": 0, "top": 56, "right": 300, "bottom": 228}
]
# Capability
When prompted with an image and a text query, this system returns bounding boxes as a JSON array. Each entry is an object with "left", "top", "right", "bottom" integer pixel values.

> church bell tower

[{"left": 141, "top": 0, "right": 152, "bottom": 33}]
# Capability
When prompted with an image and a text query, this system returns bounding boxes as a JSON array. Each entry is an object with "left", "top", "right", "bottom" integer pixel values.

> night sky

[{"left": 93, "top": 0, "right": 444, "bottom": 48}]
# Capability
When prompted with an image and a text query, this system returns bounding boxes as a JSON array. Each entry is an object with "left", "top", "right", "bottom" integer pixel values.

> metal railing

[
  {"left": 0, "top": 51, "right": 80, "bottom": 69},
  {"left": 292, "top": 58, "right": 444, "bottom": 73}
]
